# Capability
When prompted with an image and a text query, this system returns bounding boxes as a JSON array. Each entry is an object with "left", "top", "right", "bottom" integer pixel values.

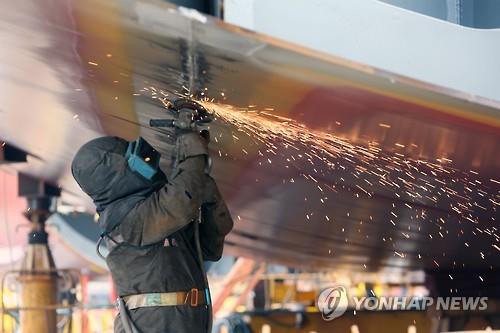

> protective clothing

[{"left": 71, "top": 134, "right": 233, "bottom": 333}]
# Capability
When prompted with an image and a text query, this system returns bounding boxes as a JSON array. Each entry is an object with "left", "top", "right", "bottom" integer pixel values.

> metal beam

[{"left": 0, "top": 142, "right": 27, "bottom": 163}]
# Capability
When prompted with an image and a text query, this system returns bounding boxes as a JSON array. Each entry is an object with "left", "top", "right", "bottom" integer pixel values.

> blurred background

[{"left": 0, "top": 0, "right": 499, "bottom": 332}]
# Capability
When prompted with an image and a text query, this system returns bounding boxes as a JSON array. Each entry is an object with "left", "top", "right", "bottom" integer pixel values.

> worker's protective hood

[{"left": 71, "top": 136, "right": 166, "bottom": 213}]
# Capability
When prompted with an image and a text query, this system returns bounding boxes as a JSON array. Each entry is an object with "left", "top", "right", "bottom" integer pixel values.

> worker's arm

[
  {"left": 199, "top": 176, "right": 234, "bottom": 261},
  {"left": 119, "top": 132, "right": 209, "bottom": 246}
]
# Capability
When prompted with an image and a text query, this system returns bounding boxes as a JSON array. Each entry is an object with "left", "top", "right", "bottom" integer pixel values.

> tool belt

[{"left": 123, "top": 288, "right": 207, "bottom": 310}]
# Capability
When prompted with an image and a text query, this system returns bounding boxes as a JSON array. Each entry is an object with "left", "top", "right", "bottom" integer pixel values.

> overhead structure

[
  {"left": 0, "top": 0, "right": 498, "bottom": 296},
  {"left": 0, "top": 143, "right": 27, "bottom": 164}
]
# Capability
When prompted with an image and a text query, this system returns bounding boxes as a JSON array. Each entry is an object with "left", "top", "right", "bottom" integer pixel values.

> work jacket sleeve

[
  {"left": 118, "top": 131, "right": 210, "bottom": 247},
  {"left": 198, "top": 176, "right": 234, "bottom": 261},
  {"left": 119, "top": 156, "right": 207, "bottom": 246}
]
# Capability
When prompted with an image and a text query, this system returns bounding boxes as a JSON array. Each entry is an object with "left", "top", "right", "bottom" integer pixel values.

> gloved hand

[{"left": 175, "top": 130, "right": 209, "bottom": 164}]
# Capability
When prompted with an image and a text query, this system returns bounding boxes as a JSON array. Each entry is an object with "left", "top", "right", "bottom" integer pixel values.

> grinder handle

[{"left": 150, "top": 119, "right": 175, "bottom": 127}]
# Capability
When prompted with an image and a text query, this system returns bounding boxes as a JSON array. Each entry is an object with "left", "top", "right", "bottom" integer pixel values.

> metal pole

[{"left": 17, "top": 197, "right": 58, "bottom": 333}]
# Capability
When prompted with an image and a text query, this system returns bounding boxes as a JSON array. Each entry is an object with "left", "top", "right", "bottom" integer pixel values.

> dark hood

[{"left": 71, "top": 136, "right": 166, "bottom": 213}]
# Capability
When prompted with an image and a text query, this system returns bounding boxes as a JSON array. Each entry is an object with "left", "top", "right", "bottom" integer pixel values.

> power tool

[{"left": 150, "top": 97, "right": 214, "bottom": 131}]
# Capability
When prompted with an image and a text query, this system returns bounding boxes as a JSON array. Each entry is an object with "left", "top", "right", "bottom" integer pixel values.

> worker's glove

[{"left": 175, "top": 130, "right": 210, "bottom": 166}]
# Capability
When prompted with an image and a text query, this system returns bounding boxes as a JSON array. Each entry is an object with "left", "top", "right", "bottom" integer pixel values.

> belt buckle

[{"left": 190, "top": 288, "right": 199, "bottom": 307}]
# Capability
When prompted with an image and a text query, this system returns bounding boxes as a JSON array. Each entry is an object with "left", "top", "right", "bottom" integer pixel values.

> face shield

[{"left": 125, "top": 137, "right": 161, "bottom": 180}]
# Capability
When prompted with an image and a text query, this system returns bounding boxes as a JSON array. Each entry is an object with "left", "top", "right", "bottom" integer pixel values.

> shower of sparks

[
  {"left": 205, "top": 101, "right": 498, "bottom": 268},
  {"left": 141, "top": 86, "right": 499, "bottom": 273}
]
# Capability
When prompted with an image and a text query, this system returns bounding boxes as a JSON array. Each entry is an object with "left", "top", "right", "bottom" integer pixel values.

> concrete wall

[{"left": 224, "top": 0, "right": 500, "bottom": 102}]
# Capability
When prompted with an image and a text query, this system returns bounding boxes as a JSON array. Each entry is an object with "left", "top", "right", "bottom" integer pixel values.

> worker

[{"left": 71, "top": 131, "right": 233, "bottom": 332}]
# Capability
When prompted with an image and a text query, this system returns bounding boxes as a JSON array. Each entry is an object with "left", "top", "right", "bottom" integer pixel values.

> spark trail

[
  {"left": 142, "top": 85, "right": 499, "bottom": 273},
  {"left": 204, "top": 101, "right": 499, "bottom": 270}
]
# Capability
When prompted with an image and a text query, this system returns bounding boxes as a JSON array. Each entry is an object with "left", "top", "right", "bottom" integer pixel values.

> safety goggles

[{"left": 125, "top": 137, "right": 161, "bottom": 180}]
